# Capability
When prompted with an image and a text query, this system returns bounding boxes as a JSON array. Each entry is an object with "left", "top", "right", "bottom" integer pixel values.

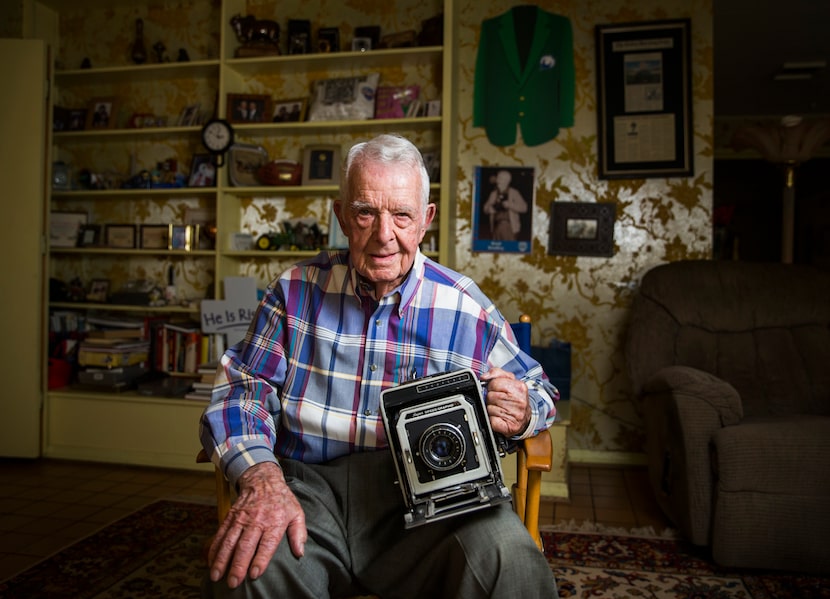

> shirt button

[
  {"left": 370, "top": 364, "right": 377, "bottom": 372},
  {"left": 364, "top": 409, "right": 373, "bottom": 416},
  {"left": 375, "top": 319, "right": 381, "bottom": 326}
]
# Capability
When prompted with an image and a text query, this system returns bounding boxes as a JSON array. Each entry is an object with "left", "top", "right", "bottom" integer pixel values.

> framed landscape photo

[
  {"left": 105, "top": 224, "right": 137, "bottom": 248},
  {"left": 226, "top": 93, "right": 272, "bottom": 123},
  {"left": 140, "top": 224, "right": 169, "bottom": 249},
  {"left": 272, "top": 98, "right": 307, "bottom": 123},
  {"left": 86, "top": 97, "right": 117, "bottom": 130},
  {"left": 595, "top": 19, "right": 693, "bottom": 179},
  {"left": 548, "top": 202, "right": 616, "bottom": 257},
  {"left": 228, "top": 143, "right": 268, "bottom": 186},
  {"left": 302, "top": 144, "right": 341, "bottom": 186}
]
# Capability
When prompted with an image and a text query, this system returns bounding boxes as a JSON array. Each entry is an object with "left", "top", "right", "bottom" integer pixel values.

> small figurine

[
  {"left": 153, "top": 41, "right": 167, "bottom": 63},
  {"left": 176, "top": 48, "right": 190, "bottom": 62},
  {"left": 131, "top": 18, "right": 147, "bottom": 64}
]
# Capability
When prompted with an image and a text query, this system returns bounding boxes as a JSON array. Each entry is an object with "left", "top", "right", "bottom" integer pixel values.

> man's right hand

[{"left": 207, "top": 461, "right": 307, "bottom": 589}]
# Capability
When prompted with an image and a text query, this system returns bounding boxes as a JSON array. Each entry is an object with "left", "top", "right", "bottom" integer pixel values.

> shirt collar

[{"left": 347, "top": 250, "right": 425, "bottom": 315}]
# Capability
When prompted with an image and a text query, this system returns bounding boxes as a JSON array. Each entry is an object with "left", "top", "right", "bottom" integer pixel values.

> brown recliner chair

[{"left": 625, "top": 260, "right": 830, "bottom": 574}]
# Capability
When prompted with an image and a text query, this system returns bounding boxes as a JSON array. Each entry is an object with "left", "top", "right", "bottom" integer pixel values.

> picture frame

[
  {"left": 226, "top": 93, "right": 272, "bottom": 124},
  {"left": 317, "top": 27, "right": 340, "bottom": 53},
  {"left": 67, "top": 108, "right": 87, "bottom": 131},
  {"left": 328, "top": 202, "right": 349, "bottom": 249},
  {"left": 288, "top": 19, "right": 312, "bottom": 54},
  {"left": 188, "top": 153, "right": 216, "bottom": 187},
  {"left": 86, "top": 278, "right": 110, "bottom": 303},
  {"left": 595, "top": 19, "right": 693, "bottom": 179},
  {"left": 86, "top": 96, "right": 117, "bottom": 130},
  {"left": 105, "top": 224, "right": 137, "bottom": 248},
  {"left": 302, "top": 144, "right": 341, "bottom": 186},
  {"left": 471, "top": 166, "right": 534, "bottom": 254},
  {"left": 420, "top": 147, "right": 441, "bottom": 182},
  {"left": 354, "top": 25, "right": 380, "bottom": 49},
  {"left": 228, "top": 143, "right": 269, "bottom": 186},
  {"left": 77, "top": 224, "right": 102, "bottom": 247},
  {"left": 140, "top": 224, "right": 170, "bottom": 249},
  {"left": 548, "top": 202, "right": 616, "bottom": 257},
  {"left": 351, "top": 37, "right": 371, "bottom": 52},
  {"left": 177, "top": 103, "right": 201, "bottom": 126},
  {"left": 272, "top": 98, "right": 307, "bottom": 123},
  {"left": 50, "top": 211, "right": 87, "bottom": 248},
  {"left": 168, "top": 224, "right": 193, "bottom": 251}
]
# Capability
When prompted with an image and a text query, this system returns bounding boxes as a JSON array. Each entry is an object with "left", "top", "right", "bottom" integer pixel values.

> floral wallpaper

[
  {"left": 46, "top": 0, "right": 714, "bottom": 460},
  {"left": 452, "top": 0, "right": 714, "bottom": 459}
]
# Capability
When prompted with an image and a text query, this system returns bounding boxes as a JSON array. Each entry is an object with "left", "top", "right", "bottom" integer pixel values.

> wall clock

[{"left": 200, "top": 118, "right": 234, "bottom": 166}]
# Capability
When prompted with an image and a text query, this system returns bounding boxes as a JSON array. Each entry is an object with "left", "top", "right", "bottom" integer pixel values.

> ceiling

[{"left": 714, "top": 0, "right": 830, "bottom": 117}]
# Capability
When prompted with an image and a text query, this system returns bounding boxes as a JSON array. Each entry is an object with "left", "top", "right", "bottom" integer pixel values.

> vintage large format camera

[{"left": 380, "top": 368, "right": 511, "bottom": 528}]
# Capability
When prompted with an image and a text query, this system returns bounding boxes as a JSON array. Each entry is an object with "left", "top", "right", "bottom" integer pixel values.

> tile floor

[{"left": 0, "top": 458, "right": 672, "bottom": 583}]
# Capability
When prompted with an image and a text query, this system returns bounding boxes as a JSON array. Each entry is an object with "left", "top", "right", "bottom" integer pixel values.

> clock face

[{"left": 201, "top": 119, "right": 234, "bottom": 154}]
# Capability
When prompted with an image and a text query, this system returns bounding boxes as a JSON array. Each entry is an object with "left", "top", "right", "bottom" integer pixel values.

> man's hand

[
  {"left": 208, "top": 462, "right": 306, "bottom": 589},
  {"left": 480, "top": 367, "right": 531, "bottom": 437}
]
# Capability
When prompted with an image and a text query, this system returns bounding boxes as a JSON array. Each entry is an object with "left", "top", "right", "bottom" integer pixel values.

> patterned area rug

[
  {"left": 543, "top": 530, "right": 830, "bottom": 599},
  {"left": 2, "top": 500, "right": 828, "bottom": 598}
]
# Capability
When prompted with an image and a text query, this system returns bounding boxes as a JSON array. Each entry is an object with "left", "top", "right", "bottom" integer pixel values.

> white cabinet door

[{"left": 0, "top": 39, "right": 47, "bottom": 457}]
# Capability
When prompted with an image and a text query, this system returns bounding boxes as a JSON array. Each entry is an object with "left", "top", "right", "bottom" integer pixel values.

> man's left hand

[{"left": 480, "top": 367, "right": 531, "bottom": 437}]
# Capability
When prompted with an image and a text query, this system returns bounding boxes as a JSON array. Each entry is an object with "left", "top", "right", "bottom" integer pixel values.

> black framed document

[{"left": 595, "top": 19, "right": 693, "bottom": 179}]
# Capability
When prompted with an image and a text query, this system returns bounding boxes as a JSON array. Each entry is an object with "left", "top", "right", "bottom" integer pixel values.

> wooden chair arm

[{"left": 521, "top": 430, "right": 553, "bottom": 471}]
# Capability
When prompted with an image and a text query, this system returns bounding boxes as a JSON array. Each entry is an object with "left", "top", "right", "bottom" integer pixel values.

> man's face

[{"left": 335, "top": 161, "right": 436, "bottom": 298}]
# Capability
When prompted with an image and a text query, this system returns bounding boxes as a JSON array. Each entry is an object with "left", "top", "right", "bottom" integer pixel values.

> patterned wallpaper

[
  {"left": 453, "top": 0, "right": 713, "bottom": 459},
  {"left": 48, "top": 0, "right": 713, "bottom": 460}
]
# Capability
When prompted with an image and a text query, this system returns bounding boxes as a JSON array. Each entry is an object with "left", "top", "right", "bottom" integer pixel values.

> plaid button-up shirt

[{"left": 200, "top": 250, "right": 558, "bottom": 486}]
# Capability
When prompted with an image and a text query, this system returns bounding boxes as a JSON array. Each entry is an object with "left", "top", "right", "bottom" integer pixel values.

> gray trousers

[{"left": 203, "top": 450, "right": 558, "bottom": 599}]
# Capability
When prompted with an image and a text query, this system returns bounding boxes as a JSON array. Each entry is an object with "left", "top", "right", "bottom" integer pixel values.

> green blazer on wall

[{"left": 473, "top": 6, "right": 575, "bottom": 147}]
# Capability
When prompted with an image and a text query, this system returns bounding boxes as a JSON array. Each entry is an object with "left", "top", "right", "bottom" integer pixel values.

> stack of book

[
  {"left": 184, "top": 361, "right": 219, "bottom": 401},
  {"left": 76, "top": 328, "right": 151, "bottom": 390}
]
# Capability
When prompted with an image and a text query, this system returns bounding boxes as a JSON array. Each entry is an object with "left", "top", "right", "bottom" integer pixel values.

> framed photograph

[
  {"left": 288, "top": 19, "right": 312, "bottom": 54},
  {"left": 548, "top": 202, "right": 616, "bottom": 257},
  {"left": 169, "top": 224, "right": 193, "bottom": 251},
  {"left": 178, "top": 103, "right": 201, "bottom": 126},
  {"left": 302, "top": 144, "right": 341, "bottom": 186},
  {"left": 351, "top": 37, "right": 371, "bottom": 52},
  {"left": 86, "top": 97, "right": 117, "bottom": 130},
  {"left": 86, "top": 278, "right": 110, "bottom": 303},
  {"left": 188, "top": 153, "right": 216, "bottom": 187},
  {"left": 50, "top": 211, "right": 87, "bottom": 248},
  {"left": 596, "top": 19, "right": 693, "bottom": 179},
  {"left": 354, "top": 25, "right": 380, "bottom": 49},
  {"left": 228, "top": 143, "right": 269, "bottom": 186},
  {"left": 317, "top": 27, "right": 340, "bottom": 53},
  {"left": 77, "top": 224, "right": 102, "bottom": 247},
  {"left": 140, "top": 224, "right": 169, "bottom": 249},
  {"left": 328, "top": 202, "right": 349, "bottom": 249},
  {"left": 226, "top": 93, "right": 272, "bottom": 124},
  {"left": 420, "top": 147, "right": 441, "bottom": 182},
  {"left": 105, "top": 224, "right": 137, "bottom": 248},
  {"left": 67, "top": 108, "right": 87, "bottom": 131},
  {"left": 272, "top": 98, "right": 307, "bottom": 123},
  {"left": 472, "top": 166, "right": 534, "bottom": 254}
]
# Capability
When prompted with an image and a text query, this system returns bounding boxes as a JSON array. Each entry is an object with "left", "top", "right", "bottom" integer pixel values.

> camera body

[{"left": 380, "top": 368, "right": 511, "bottom": 528}]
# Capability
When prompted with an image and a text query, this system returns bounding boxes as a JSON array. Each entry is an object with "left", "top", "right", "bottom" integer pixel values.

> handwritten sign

[{"left": 200, "top": 277, "right": 259, "bottom": 347}]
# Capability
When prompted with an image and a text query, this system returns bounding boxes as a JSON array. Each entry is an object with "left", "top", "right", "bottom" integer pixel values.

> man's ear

[
  {"left": 333, "top": 200, "right": 350, "bottom": 235},
  {"left": 423, "top": 203, "right": 437, "bottom": 231}
]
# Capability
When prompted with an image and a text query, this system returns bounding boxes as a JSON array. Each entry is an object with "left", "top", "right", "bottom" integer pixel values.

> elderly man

[{"left": 200, "top": 134, "right": 559, "bottom": 598}]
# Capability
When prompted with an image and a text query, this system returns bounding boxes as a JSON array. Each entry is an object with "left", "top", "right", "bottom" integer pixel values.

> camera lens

[{"left": 419, "top": 423, "right": 465, "bottom": 471}]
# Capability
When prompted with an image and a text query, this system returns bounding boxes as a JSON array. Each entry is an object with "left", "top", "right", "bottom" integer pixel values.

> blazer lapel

[{"left": 497, "top": 9, "right": 523, "bottom": 81}]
